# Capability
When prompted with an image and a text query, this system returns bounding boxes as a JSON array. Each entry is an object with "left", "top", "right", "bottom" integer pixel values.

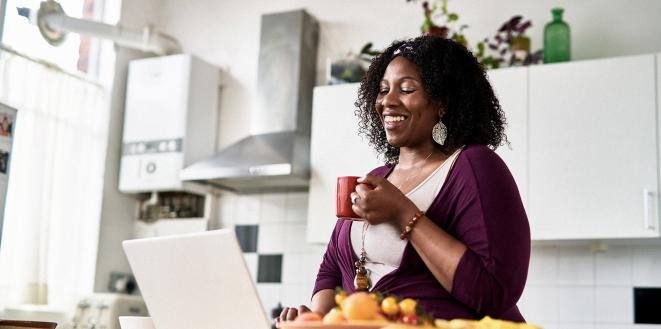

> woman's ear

[
  {"left": 438, "top": 104, "right": 447, "bottom": 118},
  {"left": 437, "top": 97, "right": 449, "bottom": 117}
]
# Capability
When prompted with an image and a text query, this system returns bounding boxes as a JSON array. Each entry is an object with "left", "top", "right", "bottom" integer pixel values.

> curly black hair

[{"left": 355, "top": 35, "right": 508, "bottom": 165}]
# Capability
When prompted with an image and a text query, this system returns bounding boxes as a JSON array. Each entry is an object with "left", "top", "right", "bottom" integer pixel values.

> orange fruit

[
  {"left": 335, "top": 290, "right": 348, "bottom": 307},
  {"left": 398, "top": 298, "right": 417, "bottom": 316},
  {"left": 322, "top": 307, "right": 346, "bottom": 324},
  {"left": 341, "top": 292, "right": 379, "bottom": 320},
  {"left": 373, "top": 313, "right": 390, "bottom": 323},
  {"left": 381, "top": 296, "right": 400, "bottom": 316},
  {"left": 295, "top": 312, "right": 322, "bottom": 322}
]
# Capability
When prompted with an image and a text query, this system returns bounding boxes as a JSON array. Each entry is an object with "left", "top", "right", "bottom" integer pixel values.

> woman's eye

[
  {"left": 401, "top": 88, "right": 415, "bottom": 93},
  {"left": 378, "top": 89, "right": 389, "bottom": 95}
]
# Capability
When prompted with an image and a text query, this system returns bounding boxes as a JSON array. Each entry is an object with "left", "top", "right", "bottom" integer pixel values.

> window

[
  {"left": 1, "top": 0, "right": 100, "bottom": 76},
  {"left": 0, "top": 0, "right": 120, "bottom": 312}
]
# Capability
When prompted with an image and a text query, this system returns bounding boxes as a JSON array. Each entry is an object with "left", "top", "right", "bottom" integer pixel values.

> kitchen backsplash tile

[
  {"left": 557, "top": 286, "right": 595, "bottom": 323},
  {"left": 283, "top": 222, "right": 309, "bottom": 253},
  {"left": 257, "top": 223, "right": 286, "bottom": 253},
  {"left": 518, "top": 285, "right": 559, "bottom": 323},
  {"left": 261, "top": 193, "right": 287, "bottom": 223},
  {"left": 527, "top": 246, "right": 558, "bottom": 285},
  {"left": 235, "top": 194, "right": 261, "bottom": 224},
  {"left": 235, "top": 225, "right": 259, "bottom": 252},
  {"left": 632, "top": 247, "right": 661, "bottom": 286},
  {"left": 257, "top": 254, "right": 283, "bottom": 283},
  {"left": 557, "top": 247, "right": 595, "bottom": 285},
  {"left": 281, "top": 283, "right": 313, "bottom": 308},
  {"left": 595, "top": 286, "right": 633, "bottom": 324},
  {"left": 596, "top": 246, "right": 633, "bottom": 285},
  {"left": 285, "top": 192, "right": 308, "bottom": 222},
  {"left": 634, "top": 287, "right": 661, "bottom": 325},
  {"left": 282, "top": 253, "right": 322, "bottom": 286}
]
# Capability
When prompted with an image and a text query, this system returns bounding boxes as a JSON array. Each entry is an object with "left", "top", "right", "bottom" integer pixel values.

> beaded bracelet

[{"left": 400, "top": 211, "right": 425, "bottom": 240}]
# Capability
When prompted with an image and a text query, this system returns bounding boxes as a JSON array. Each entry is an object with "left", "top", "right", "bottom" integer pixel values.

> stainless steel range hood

[{"left": 180, "top": 10, "right": 319, "bottom": 193}]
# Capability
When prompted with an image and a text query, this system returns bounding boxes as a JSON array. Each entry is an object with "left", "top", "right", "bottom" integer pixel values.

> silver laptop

[{"left": 122, "top": 229, "right": 271, "bottom": 329}]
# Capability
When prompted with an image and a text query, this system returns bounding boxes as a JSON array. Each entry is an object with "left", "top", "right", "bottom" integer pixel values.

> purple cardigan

[{"left": 313, "top": 145, "right": 530, "bottom": 321}]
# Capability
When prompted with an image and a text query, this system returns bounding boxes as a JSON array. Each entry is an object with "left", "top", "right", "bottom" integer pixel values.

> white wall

[
  {"left": 112, "top": 1, "right": 661, "bottom": 328},
  {"left": 93, "top": 0, "right": 162, "bottom": 292}
]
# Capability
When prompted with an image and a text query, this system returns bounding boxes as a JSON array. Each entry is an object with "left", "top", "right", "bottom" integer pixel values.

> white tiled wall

[
  {"left": 219, "top": 191, "right": 661, "bottom": 329},
  {"left": 218, "top": 190, "right": 326, "bottom": 319},
  {"left": 520, "top": 245, "right": 661, "bottom": 329}
]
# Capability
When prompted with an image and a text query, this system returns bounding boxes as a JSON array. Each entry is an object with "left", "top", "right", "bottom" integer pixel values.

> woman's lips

[{"left": 383, "top": 115, "right": 408, "bottom": 130}]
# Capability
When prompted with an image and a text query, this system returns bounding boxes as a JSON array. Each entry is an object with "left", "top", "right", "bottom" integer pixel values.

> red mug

[{"left": 336, "top": 176, "right": 361, "bottom": 219}]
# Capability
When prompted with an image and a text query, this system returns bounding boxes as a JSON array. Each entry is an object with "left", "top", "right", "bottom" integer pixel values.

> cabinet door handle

[{"left": 643, "top": 189, "right": 657, "bottom": 230}]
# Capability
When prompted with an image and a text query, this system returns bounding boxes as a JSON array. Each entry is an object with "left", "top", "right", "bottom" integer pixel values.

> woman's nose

[{"left": 380, "top": 90, "right": 399, "bottom": 108}]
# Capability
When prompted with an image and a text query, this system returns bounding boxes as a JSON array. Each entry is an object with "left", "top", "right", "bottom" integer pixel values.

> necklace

[
  {"left": 395, "top": 151, "right": 435, "bottom": 192},
  {"left": 354, "top": 222, "right": 371, "bottom": 291},
  {"left": 353, "top": 150, "right": 436, "bottom": 291}
]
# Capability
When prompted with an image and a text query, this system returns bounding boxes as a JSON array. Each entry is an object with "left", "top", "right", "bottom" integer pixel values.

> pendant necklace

[
  {"left": 354, "top": 222, "right": 371, "bottom": 291},
  {"left": 353, "top": 150, "right": 436, "bottom": 291}
]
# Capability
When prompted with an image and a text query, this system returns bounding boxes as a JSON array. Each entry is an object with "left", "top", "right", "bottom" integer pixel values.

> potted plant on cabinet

[{"left": 476, "top": 15, "right": 542, "bottom": 69}]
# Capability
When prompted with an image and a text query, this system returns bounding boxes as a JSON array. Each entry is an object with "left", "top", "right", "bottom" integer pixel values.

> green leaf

[
  {"left": 421, "top": 21, "right": 430, "bottom": 34},
  {"left": 359, "top": 42, "right": 373, "bottom": 55},
  {"left": 475, "top": 42, "right": 484, "bottom": 57},
  {"left": 448, "top": 13, "right": 459, "bottom": 22},
  {"left": 453, "top": 34, "right": 467, "bottom": 46}
]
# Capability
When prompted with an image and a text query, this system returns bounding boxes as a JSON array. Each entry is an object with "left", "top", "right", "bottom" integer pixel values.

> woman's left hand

[{"left": 351, "top": 175, "right": 418, "bottom": 226}]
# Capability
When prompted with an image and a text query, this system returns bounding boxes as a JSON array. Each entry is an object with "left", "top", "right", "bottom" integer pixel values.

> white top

[{"left": 350, "top": 148, "right": 463, "bottom": 289}]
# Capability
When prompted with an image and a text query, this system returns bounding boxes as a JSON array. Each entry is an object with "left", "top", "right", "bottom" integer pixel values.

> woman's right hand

[{"left": 275, "top": 305, "right": 310, "bottom": 328}]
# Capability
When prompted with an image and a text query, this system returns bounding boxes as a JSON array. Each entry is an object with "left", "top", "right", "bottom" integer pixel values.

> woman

[{"left": 277, "top": 35, "right": 530, "bottom": 325}]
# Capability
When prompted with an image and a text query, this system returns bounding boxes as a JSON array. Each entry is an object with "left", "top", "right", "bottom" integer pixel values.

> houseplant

[
  {"left": 476, "top": 15, "right": 542, "bottom": 69},
  {"left": 327, "top": 42, "right": 381, "bottom": 84},
  {"left": 410, "top": 0, "right": 469, "bottom": 46}
]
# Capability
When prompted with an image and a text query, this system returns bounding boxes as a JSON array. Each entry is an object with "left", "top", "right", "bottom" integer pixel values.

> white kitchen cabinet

[
  {"left": 528, "top": 54, "right": 660, "bottom": 240},
  {"left": 307, "top": 84, "right": 382, "bottom": 243},
  {"left": 488, "top": 67, "right": 529, "bottom": 208}
]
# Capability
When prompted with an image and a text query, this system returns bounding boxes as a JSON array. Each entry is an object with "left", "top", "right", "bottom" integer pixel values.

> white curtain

[{"left": 0, "top": 46, "right": 109, "bottom": 312}]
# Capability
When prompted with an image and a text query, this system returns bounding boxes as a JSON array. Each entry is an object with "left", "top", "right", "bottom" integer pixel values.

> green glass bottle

[{"left": 543, "top": 8, "right": 571, "bottom": 63}]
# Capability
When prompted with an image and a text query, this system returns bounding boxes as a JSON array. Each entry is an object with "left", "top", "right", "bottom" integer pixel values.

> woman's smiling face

[{"left": 375, "top": 56, "right": 441, "bottom": 149}]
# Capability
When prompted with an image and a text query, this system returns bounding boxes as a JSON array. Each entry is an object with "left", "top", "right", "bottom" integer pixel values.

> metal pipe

[
  {"left": 42, "top": 13, "right": 180, "bottom": 55},
  {"left": 16, "top": 3, "right": 180, "bottom": 56}
]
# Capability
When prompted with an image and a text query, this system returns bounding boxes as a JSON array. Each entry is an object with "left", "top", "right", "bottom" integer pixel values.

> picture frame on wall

[{"left": 0, "top": 102, "right": 16, "bottom": 248}]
